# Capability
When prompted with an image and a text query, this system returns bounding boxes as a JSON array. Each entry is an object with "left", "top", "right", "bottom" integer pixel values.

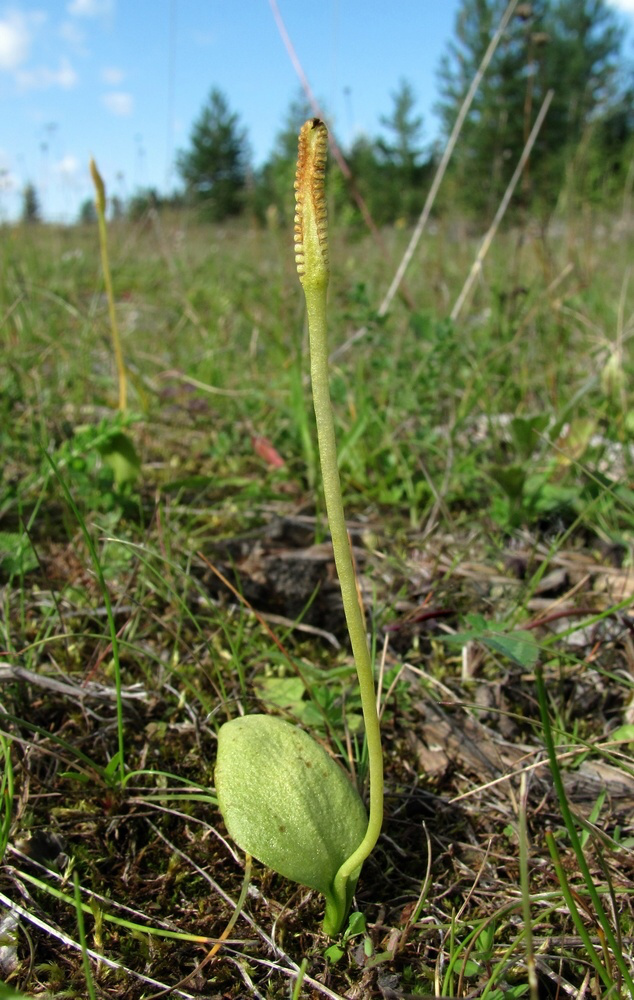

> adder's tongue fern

[
  {"left": 294, "top": 118, "right": 384, "bottom": 910},
  {"left": 214, "top": 119, "right": 383, "bottom": 939}
]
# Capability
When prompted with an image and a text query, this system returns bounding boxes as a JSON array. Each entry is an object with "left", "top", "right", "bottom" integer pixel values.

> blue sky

[{"left": 1, "top": 0, "right": 633, "bottom": 223}]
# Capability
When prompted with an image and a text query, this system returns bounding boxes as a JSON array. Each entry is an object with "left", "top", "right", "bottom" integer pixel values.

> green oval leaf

[
  {"left": 215, "top": 715, "right": 367, "bottom": 901},
  {"left": 99, "top": 431, "right": 140, "bottom": 486}
]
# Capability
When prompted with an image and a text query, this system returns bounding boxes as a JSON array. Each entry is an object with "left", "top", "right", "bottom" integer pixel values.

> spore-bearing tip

[{"left": 294, "top": 119, "right": 329, "bottom": 283}]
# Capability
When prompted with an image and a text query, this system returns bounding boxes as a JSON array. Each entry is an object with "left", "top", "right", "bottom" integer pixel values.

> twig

[
  {"left": 450, "top": 89, "right": 554, "bottom": 321},
  {"left": 0, "top": 662, "right": 146, "bottom": 704}
]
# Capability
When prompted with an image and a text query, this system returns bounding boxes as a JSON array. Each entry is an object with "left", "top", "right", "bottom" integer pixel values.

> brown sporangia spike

[{"left": 294, "top": 118, "right": 329, "bottom": 290}]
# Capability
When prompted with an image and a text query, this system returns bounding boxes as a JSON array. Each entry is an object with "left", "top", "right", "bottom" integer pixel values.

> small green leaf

[
  {"left": 610, "top": 724, "right": 634, "bottom": 743},
  {"left": 215, "top": 715, "right": 367, "bottom": 925},
  {"left": 464, "top": 613, "right": 488, "bottom": 631},
  {"left": 556, "top": 417, "right": 596, "bottom": 463},
  {"left": 488, "top": 988, "right": 530, "bottom": 1000},
  {"left": 59, "top": 770, "right": 91, "bottom": 784},
  {"left": 104, "top": 750, "right": 123, "bottom": 782},
  {"left": 324, "top": 944, "right": 345, "bottom": 963},
  {"left": 462, "top": 958, "right": 483, "bottom": 977},
  {"left": 99, "top": 432, "right": 140, "bottom": 486},
  {"left": 253, "top": 675, "right": 306, "bottom": 712},
  {"left": 475, "top": 921, "right": 495, "bottom": 958},
  {"left": 442, "top": 616, "right": 539, "bottom": 670},
  {"left": 481, "top": 630, "right": 539, "bottom": 669},
  {"left": 510, "top": 414, "right": 549, "bottom": 461},
  {"left": 345, "top": 911, "right": 366, "bottom": 938},
  {"left": 489, "top": 464, "right": 526, "bottom": 501}
]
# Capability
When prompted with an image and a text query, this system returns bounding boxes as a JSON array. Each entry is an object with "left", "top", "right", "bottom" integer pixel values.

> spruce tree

[
  {"left": 377, "top": 79, "right": 428, "bottom": 221},
  {"left": 177, "top": 89, "right": 250, "bottom": 221},
  {"left": 21, "top": 182, "right": 41, "bottom": 224}
]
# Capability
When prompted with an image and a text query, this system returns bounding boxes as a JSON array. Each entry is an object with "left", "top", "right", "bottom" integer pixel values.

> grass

[{"left": 0, "top": 201, "right": 633, "bottom": 997}]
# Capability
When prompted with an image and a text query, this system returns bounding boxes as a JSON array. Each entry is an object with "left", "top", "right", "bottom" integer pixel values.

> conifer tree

[
  {"left": 376, "top": 79, "right": 428, "bottom": 220},
  {"left": 177, "top": 88, "right": 250, "bottom": 221},
  {"left": 21, "top": 182, "right": 41, "bottom": 224},
  {"left": 378, "top": 79, "right": 424, "bottom": 180}
]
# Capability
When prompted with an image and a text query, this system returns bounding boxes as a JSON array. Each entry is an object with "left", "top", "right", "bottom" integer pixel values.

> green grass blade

[
  {"left": 42, "top": 448, "right": 126, "bottom": 785},
  {"left": 536, "top": 665, "right": 634, "bottom": 994}
]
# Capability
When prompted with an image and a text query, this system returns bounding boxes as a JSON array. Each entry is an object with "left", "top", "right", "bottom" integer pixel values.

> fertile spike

[
  {"left": 89, "top": 157, "right": 106, "bottom": 215},
  {"left": 294, "top": 118, "right": 329, "bottom": 291}
]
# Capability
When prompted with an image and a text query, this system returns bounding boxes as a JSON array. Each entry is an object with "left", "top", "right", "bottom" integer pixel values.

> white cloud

[
  {"left": 0, "top": 9, "right": 31, "bottom": 70},
  {"left": 101, "top": 65, "right": 124, "bottom": 85},
  {"left": 102, "top": 90, "right": 133, "bottom": 116},
  {"left": 609, "top": 0, "right": 634, "bottom": 11},
  {"left": 16, "top": 56, "right": 78, "bottom": 91},
  {"left": 55, "top": 154, "right": 80, "bottom": 178},
  {"left": 67, "top": 0, "right": 113, "bottom": 16}
]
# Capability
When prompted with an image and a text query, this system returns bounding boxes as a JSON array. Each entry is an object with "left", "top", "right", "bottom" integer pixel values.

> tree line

[
  {"left": 173, "top": 0, "right": 632, "bottom": 227},
  {"left": 23, "top": 0, "right": 631, "bottom": 227}
]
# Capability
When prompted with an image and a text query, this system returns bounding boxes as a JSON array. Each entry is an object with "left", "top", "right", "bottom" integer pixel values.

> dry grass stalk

[
  {"left": 378, "top": 0, "right": 522, "bottom": 320},
  {"left": 450, "top": 89, "right": 554, "bottom": 321}
]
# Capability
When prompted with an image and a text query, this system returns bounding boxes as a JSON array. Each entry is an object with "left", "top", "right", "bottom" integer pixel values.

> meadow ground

[{"left": 1, "top": 205, "right": 634, "bottom": 998}]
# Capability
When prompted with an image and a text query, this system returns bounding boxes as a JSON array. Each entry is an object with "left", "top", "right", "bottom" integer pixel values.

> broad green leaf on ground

[{"left": 215, "top": 715, "right": 367, "bottom": 910}]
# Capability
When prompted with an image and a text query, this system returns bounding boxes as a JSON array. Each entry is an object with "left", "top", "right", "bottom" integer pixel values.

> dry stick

[
  {"left": 450, "top": 88, "right": 554, "bottom": 322},
  {"left": 268, "top": 0, "right": 415, "bottom": 311},
  {"left": 377, "top": 0, "right": 520, "bottom": 320}
]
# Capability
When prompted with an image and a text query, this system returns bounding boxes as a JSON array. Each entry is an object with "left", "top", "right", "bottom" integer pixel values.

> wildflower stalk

[
  {"left": 90, "top": 157, "right": 127, "bottom": 411},
  {"left": 294, "top": 118, "right": 383, "bottom": 934}
]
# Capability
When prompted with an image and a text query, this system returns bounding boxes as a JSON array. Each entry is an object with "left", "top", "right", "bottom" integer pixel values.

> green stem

[
  {"left": 90, "top": 158, "right": 127, "bottom": 411},
  {"left": 73, "top": 871, "right": 97, "bottom": 1000},
  {"left": 303, "top": 286, "right": 384, "bottom": 917},
  {"left": 544, "top": 831, "right": 614, "bottom": 991}
]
